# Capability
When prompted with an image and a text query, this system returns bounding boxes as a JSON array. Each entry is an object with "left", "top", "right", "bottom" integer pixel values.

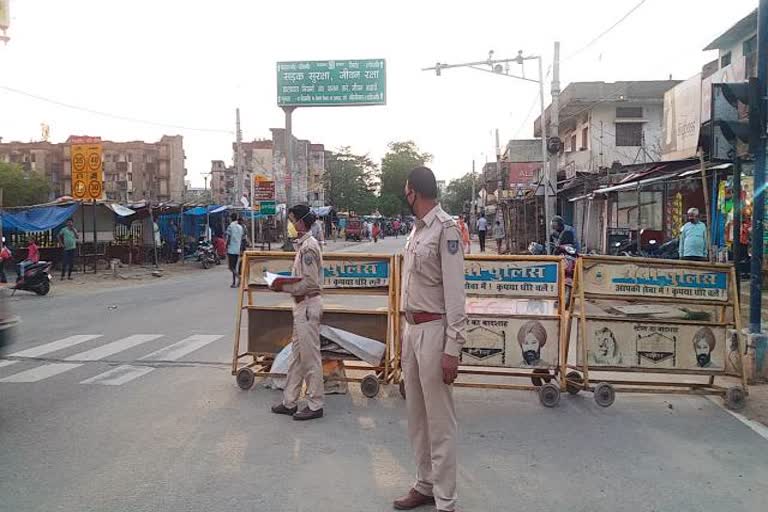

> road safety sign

[{"left": 70, "top": 137, "right": 103, "bottom": 200}]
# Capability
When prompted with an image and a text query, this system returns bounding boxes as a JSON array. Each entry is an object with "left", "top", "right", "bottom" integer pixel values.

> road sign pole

[
  {"left": 91, "top": 199, "right": 97, "bottom": 273},
  {"left": 282, "top": 106, "right": 295, "bottom": 251},
  {"left": 749, "top": 0, "right": 768, "bottom": 375}
]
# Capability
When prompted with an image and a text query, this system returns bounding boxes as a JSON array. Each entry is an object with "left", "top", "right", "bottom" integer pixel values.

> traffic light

[{"left": 711, "top": 79, "right": 762, "bottom": 160}]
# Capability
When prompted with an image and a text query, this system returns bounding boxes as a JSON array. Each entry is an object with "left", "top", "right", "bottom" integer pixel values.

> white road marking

[
  {"left": 707, "top": 396, "right": 768, "bottom": 442},
  {"left": 83, "top": 334, "right": 223, "bottom": 386},
  {"left": 140, "top": 334, "right": 223, "bottom": 361},
  {"left": 0, "top": 360, "right": 19, "bottom": 370},
  {"left": 7, "top": 335, "right": 102, "bottom": 358},
  {"left": 80, "top": 365, "right": 154, "bottom": 386},
  {"left": 0, "top": 335, "right": 161, "bottom": 383}
]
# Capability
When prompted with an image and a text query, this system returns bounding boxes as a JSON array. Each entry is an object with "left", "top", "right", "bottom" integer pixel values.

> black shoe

[
  {"left": 271, "top": 403, "right": 297, "bottom": 416},
  {"left": 293, "top": 407, "right": 323, "bottom": 421}
]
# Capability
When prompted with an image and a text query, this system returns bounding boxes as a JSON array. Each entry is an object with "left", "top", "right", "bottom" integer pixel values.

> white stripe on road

[
  {"left": 140, "top": 334, "right": 223, "bottom": 361},
  {"left": 0, "top": 335, "right": 103, "bottom": 373},
  {"left": 82, "top": 334, "right": 223, "bottom": 386},
  {"left": 0, "top": 335, "right": 162, "bottom": 383},
  {"left": 64, "top": 335, "right": 163, "bottom": 362},
  {"left": 80, "top": 365, "right": 155, "bottom": 386},
  {"left": 0, "top": 363, "right": 82, "bottom": 383},
  {"left": 8, "top": 335, "right": 102, "bottom": 358}
]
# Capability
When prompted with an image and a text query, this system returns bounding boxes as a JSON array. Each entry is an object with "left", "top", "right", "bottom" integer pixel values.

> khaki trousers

[
  {"left": 282, "top": 296, "right": 324, "bottom": 411},
  {"left": 402, "top": 320, "right": 457, "bottom": 512}
]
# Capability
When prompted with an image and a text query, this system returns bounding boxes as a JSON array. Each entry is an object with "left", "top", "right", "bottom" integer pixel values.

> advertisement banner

[
  {"left": 249, "top": 258, "right": 390, "bottom": 288},
  {"left": 582, "top": 260, "right": 729, "bottom": 302},
  {"left": 461, "top": 316, "right": 560, "bottom": 369},
  {"left": 464, "top": 260, "right": 559, "bottom": 297},
  {"left": 277, "top": 59, "right": 386, "bottom": 107},
  {"left": 577, "top": 319, "right": 727, "bottom": 371},
  {"left": 661, "top": 73, "right": 701, "bottom": 161}
]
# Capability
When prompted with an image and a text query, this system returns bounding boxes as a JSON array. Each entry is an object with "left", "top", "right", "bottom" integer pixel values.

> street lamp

[{"left": 423, "top": 50, "right": 551, "bottom": 239}]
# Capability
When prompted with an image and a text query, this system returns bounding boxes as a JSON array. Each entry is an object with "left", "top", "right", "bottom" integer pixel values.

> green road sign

[
  {"left": 257, "top": 200, "right": 276, "bottom": 216},
  {"left": 277, "top": 59, "right": 386, "bottom": 107}
]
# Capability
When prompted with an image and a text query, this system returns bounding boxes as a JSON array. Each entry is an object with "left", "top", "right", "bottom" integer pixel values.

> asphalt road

[{"left": 1, "top": 235, "right": 767, "bottom": 512}]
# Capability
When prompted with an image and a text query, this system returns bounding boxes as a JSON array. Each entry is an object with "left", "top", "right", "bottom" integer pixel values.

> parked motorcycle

[
  {"left": 196, "top": 240, "right": 220, "bottom": 269},
  {"left": 12, "top": 261, "right": 53, "bottom": 296}
]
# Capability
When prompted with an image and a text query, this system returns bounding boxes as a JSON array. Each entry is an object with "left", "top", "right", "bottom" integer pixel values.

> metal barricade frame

[
  {"left": 231, "top": 251, "right": 400, "bottom": 398},
  {"left": 565, "top": 255, "right": 748, "bottom": 410},
  {"left": 396, "top": 253, "right": 569, "bottom": 407}
]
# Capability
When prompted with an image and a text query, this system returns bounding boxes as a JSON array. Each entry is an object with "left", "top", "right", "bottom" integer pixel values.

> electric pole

[
  {"left": 546, "top": 41, "right": 561, "bottom": 251},
  {"left": 470, "top": 159, "right": 476, "bottom": 233},
  {"left": 234, "top": 108, "right": 244, "bottom": 206},
  {"left": 282, "top": 107, "right": 296, "bottom": 251}
]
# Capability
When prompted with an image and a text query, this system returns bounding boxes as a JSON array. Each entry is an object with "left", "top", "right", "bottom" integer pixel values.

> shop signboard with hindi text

[
  {"left": 277, "top": 59, "right": 386, "bottom": 107},
  {"left": 581, "top": 260, "right": 729, "bottom": 302},
  {"left": 249, "top": 258, "right": 390, "bottom": 289},
  {"left": 464, "top": 260, "right": 559, "bottom": 297}
]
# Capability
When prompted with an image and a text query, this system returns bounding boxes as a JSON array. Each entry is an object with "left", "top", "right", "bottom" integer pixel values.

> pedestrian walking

[
  {"left": 393, "top": 218, "right": 401, "bottom": 238},
  {"left": 679, "top": 207, "right": 708, "bottom": 262},
  {"left": 0, "top": 239, "right": 12, "bottom": 283},
  {"left": 270, "top": 204, "right": 325, "bottom": 421},
  {"left": 372, "top": 222, "right": 380, "bottom": 243},
  {"left": 225, "top": 213, "right": 244, "bottom": 288},
  {"left": 58, "top": 219, "right": 78, "bottom": 280},
  {"left": 493, "top": 220, "right": 505, "bottom": 254},
  {"left": 394, "top": 166, "right": 466, "bottom": 512},
  {"left": 457, "top": 217, "right": 470, "bottom": 255},
  {"left": 476, "top": 213, "right": 488, "bottom": 252}
]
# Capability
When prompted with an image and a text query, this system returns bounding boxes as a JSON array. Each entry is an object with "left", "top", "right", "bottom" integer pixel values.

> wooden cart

[
  {"left": 231, "top": 251, "right": 400, "bottom": 398},
  {"left": 565, "top": 255, "right": 748, "bottom": 410},
  {"left": 397, "top": 254, "right": 569, "bottom": 407}
]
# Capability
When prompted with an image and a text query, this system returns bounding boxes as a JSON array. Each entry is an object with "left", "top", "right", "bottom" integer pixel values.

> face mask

[
  {"left": 696, "top": 353, "right": 711, "bottom": 367},
  {"left": 523, "top": 349, "right": 540, "bottom": 365}
]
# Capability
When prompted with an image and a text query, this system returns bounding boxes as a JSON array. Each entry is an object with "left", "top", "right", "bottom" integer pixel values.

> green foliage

[
  {"left": 377, "top": 194, "right": 402, "bottom": 217},
  {"left": 441, "top": 173, "right": 475, "bottom": 215},
  {"left": 379, "top": 141, "right": 432, "bottom": 215},
  {"left": 0, "top": 162, "right": 51, "bottom": 207},
  {"left": 323, "top": 147, "right": 379, "bottom": 214}
]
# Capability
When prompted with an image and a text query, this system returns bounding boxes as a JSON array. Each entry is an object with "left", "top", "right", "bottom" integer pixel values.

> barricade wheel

[
  {"left": 539, "top": 383, "right": 560, "bottom": 408},
  {"left": 531, "top": 369, "right": 553, "bottom": 387},
  {"left": 725, "top": 386, "right": 746, "bottom": 411},
  {"left": 399, "top": 379, "right": 406, "bottom": 400},
  {"left": 236, "top": 367, "right": 255, "bottom": 390},
  {"left": 566, "top": 371, "right": 583, "bottom": 395},
  {"left": 361, "top": 375, "right": 380, "bottom": 398},
  {"left": 593, "top": 382, "right": 615, "bottom": 407}
]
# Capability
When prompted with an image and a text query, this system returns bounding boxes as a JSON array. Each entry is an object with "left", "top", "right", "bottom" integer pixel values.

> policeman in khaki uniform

[
  {"left": 270, "top": 205, "right": 325, "bottom": 421},
  {"left": 394, "top": 167, "right": 467, "bottom": 512}
]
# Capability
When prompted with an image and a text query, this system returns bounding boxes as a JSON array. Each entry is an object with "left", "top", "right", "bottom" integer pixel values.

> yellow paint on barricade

[{"left": 566, "top": 255, "right": 748, "bottom": 410}]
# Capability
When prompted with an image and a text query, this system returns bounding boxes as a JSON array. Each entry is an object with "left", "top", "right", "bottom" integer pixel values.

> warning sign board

[{"left": 70, "top": 136, "right": 103, "bottom": 200}]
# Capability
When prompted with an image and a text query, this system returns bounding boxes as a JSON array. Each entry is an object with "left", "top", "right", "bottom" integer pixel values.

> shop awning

[{"left": 1, "top": 204, "right": 80, "bottom": 232}]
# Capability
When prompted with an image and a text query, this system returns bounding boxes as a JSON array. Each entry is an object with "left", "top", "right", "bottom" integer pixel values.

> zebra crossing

[{"left": 0, "top": 333, "right": 224, "bottom": 386}]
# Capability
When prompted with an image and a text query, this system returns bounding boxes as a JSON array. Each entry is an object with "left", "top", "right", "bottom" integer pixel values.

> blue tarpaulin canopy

[
  {"left": 183, "top": 205, "right": 226, "bottom": 216},
  {"left": 1, "top": 204, "right": 80, "bottom": 232}
]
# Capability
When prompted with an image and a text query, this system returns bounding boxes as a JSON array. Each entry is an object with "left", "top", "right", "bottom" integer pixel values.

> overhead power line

[
  {"left": 565, "top": 0, "right": 648, "bottom": 60},
  {"left": 0, "top": 84, "right": 234, "bottom": 134}
]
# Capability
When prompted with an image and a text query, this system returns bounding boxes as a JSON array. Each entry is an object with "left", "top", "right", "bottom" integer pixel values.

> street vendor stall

[
  {"left": 565, "top": 255, "right": 748, "bottom": 410},
  {"left": 231, "top": 251, "right": 399, "bottom": 398},
  {"left": 396, "top": 254, "right": 569, "bottom": 407}
]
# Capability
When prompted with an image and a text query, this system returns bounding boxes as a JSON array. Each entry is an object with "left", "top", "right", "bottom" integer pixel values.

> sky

[{"left": 0, "top": 0, "right": 759, "bottom": 187}]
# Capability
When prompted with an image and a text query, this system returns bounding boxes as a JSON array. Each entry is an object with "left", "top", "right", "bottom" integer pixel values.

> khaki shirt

[
  {"left": 283, "top": 232, "right": 323, "bottom": 297},
  {"left": 401, "top": 204, "right": 467, "bottom": 356}
]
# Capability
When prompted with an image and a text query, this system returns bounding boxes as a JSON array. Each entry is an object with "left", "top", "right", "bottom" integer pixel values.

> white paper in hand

[{"left": 264, "top": 272, "right": 302, "bottom": 288}]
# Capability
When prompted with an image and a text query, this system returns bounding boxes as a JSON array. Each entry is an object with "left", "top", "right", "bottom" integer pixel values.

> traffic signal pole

[{"left": 750, "top": 0, "right": 768, "bottom": 374}]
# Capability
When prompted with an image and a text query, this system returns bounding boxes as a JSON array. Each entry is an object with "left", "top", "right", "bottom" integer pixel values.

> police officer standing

[
  {"left": 270, "top": 204, "right": 325, "bottom": 421},
  {"left": 394, "top": 167, "right": 467, "bottom": 512}
]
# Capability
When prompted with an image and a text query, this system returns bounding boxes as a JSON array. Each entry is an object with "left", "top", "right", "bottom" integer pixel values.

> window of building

[
  {"left": 31, "top": 153, "right": 36, "bottom": 163},
  {"left": 743, "top": 35, "right": 757, "bottom": 56},
  {"left": 616, "top": 107, "right": 643, "bottom": 119},
  {"left": 721, "top": 51, "right": 732, "bottom": 68},
  {"left": 570, "top": 134, "right": 577, "bottom": 152},
  {"left": 615, "top": 123, "right": 643, "bottom": 146},
  {"left": 314, "top": 192, "right": 319, "bottom": 201},
  {"left": 581, "top": 127, "right": 589, "bottom": 150},
  {"left": 127, "top": 153, "right": 132, "bottom": 163}
]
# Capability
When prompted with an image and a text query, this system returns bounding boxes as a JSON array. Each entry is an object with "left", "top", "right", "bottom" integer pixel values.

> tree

[
  {"left": 323, "top": 147, "right": 379, "bottom": 214},
  {"left": 380, "top": 141, "right": 432, "bottom": 214},
  {"left": 0, "top": 162, "right": 51, "bottom": 207},
  {"left": 441, "top": 173, "right": 475, "bottom": 215},
  {"left": 377, "top": 194, "right": 402, "bottom": 217}
]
